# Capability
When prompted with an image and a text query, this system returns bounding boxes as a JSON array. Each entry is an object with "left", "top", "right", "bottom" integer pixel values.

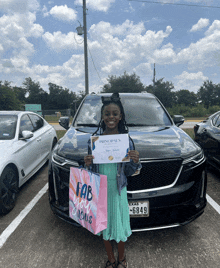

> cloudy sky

[{"left": 0, "top": 0, "right": 220, "bottom": 94}]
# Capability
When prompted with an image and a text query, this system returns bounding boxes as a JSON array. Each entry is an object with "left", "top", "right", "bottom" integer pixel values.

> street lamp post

[{"left": 83, "top": 0, "right": 89, "bottom": 95}]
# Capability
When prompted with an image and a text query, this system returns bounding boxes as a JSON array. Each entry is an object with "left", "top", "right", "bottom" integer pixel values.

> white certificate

[{"left": 91, "top": 134, "right": 130, "bottom": 164}]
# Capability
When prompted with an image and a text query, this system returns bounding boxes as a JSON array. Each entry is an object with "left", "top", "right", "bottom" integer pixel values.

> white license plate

[{"left": 129, "top": 201, "right": 149, "bottom": 217}]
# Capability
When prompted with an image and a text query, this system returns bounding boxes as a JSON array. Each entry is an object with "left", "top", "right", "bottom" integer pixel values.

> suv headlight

[
  {"left": 52, "top": 152, "right": 79, "bottom": 168},
  {"left": 182, "top": 151, "right": 205, "bottom": 170}
]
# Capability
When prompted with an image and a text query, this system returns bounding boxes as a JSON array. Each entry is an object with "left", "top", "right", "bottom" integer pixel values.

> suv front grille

[
  {"left": 52, "top": 165, "right": 70, "bottom": 207},
  {"left": 127, "top": 159, "right": 182, "bottom": 191},
  {"left": 52, "top": 159, "right": 182, "bottom": 206}
]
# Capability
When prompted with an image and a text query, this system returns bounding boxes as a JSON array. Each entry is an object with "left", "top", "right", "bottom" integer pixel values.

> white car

[{"left": 0, "top": 111, "right": 57, "bottom": 214}]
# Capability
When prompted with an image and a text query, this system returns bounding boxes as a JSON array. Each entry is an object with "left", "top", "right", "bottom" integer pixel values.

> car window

[
  {"left": 121, "top": 97, "right": 172, "bottom": 126},
  {"left": 0, "top": 115, "right": 17, "bottom": 140},
  {"left": 214, "top": 114, "right": 220, "bottom": 128},
  {"left": 212, "top": 114, "right": 220, "bottom": 127},
  {"left": 29, "top": 114, "right": 44, "bottom": 131},
  {"left": 75, "top": 96, "right": 102, "bottom": 126},
  {"left": 19, "top": 114, "right": 34, "bottom": 138},
  {"left": 74, "top": 95, "right": 172, "bottom": 127}
]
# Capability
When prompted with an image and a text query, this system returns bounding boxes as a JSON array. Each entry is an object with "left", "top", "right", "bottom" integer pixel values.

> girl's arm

[
  {"left": 84, "top": 138, "right": 93, "bottom": 169},
  {"left": 124, "top": 137, "right": 142, "bottom": 177},
  {"left": 84, "top": 155, "right": 94, "bottom": 167}
]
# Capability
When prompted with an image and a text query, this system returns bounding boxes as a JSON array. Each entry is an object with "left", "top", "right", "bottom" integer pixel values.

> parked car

[
  {"left": 48, "top": 93, "right": 206, "bottom": 232},
  {"left": 0, "top": 111, "right": 57, "bottom": 214},
  {"left": 194, "top": 111, "right": 220, "bottom": 171}
]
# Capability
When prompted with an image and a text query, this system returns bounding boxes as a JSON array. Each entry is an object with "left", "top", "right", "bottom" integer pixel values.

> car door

[
  {"left": 28, "top": 114, "right": 52, "bottom": 161},
  {"left": 202, "top": 113, "right": 220, "bottom": 164},
  {"left": 16, "top": 114, "right": 41, "bottom": 183},
  {"left": 211, "top": 114, "right": 220, "bottom": 164}
]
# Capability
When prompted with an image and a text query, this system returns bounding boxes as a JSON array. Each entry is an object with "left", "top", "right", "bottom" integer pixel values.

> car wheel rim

[{"left": 1, "top": 169, "right": 18, "bottom": 208}]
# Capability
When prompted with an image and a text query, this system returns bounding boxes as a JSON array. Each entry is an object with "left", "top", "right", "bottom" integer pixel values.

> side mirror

[
  {"left": 173, "top": 115, "right": 185, "bottom": 127},
  {"left": 59, "top": 117, "right": 69, "bottom": 130},
  {"left": 20, "top": 130, "right": 34, "bottom": 140}
]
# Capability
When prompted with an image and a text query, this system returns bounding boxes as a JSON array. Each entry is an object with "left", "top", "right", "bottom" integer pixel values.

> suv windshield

[
  {"left": 74, "top": 95, "right": 172, "bottom": 127},
  {"left": 0, "top": 115, "right": 17, "bottom": 140}
]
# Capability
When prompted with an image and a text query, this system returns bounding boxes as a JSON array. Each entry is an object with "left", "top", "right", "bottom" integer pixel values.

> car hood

[{"left": 56, "top": 126, "right": 201, "bottom": 162}]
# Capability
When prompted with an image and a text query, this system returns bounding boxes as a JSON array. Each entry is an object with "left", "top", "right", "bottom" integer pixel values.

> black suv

[{"left": 48, "top": 93, "right": 207, "bottom": 232}]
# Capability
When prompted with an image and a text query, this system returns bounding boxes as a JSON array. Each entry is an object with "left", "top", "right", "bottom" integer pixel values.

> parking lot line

[
  {"left": 0, "top": 186, "right": 219, "bottom": 249},
  {"left": 0, "top": 183, "right": 48, "bottom": 249},
  {"left": 206, "top": 194, "right": 220, "bottom": 215}
]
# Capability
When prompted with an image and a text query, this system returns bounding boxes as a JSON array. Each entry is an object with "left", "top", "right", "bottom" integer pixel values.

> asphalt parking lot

[{"left": 0, "top": 163, "right": 220, "bottom": 268}]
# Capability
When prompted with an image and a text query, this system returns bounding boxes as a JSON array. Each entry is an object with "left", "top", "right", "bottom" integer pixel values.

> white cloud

[
  {"left": 89, "top": 20, "right": 145, "bottom": 37},
  {"left": 133, "top": 63, "right": 152, "bottom": 77},
  {"left": 74, "top": 0, "right": 115, "bottom": 12},
  {"left": 190, "top": 18, "right": 209, "bottom": 32},
  {"left": 49, "top": 5, "right": 77, "bottom": 22},
  {"left": 2, "top": 11, "right": 219, "bottom": 94},
  {"left": 30, "top": 20, "right": 173, "bottom": 91},
  {"left": 25, "top": 54, "right": 85, "bottom": 90},
  {"left": 174, "top": 71, "right": 208, "bottom": 92},
  {"left": 42, "top": 31, "right": 83, "bottom": 51},
  {"left": 0, "top": 0, "right": 39, "bottom": 13},
  {"left": 42, "top": 5, "right": 49, "bottom": 17},
  {"left": 153, "top": 43, "right": 176, "bottom": 64},
  {"left": 176, "top": 24, "right": 220, "bottom": 69},
  {"left": 205, "top": 20, "right": 220, "bottom": 36},
  {"left": 125, "top": 3, "right": 135, "bottom": 13},
  {"left": 0, "top": 12, "right": 44, "bottom": 73},
  {"left": 88, "top": 21, "right": 173, "bottom": 75}
]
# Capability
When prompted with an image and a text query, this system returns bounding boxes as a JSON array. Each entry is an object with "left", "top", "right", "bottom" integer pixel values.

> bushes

[{"left": 167, "top": 104, "right": 220, "bottom": 118}]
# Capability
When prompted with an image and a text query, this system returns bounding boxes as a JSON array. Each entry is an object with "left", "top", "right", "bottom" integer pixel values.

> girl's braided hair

[{"left": 92, "top": 93, "right": 129, "bottom": 135}]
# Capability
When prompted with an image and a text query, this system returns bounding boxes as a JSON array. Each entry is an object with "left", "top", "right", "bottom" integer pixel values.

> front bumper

[
  {"left": 48, "top": 159, "right": 207, "bottom": 232},
  {"left": 49, "top": 196, "right": 206, "bottom": 232}
]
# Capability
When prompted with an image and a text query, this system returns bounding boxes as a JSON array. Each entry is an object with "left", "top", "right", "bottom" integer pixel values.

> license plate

[{"left": 129, "top": 201, "right": 149, "bottom": 217}]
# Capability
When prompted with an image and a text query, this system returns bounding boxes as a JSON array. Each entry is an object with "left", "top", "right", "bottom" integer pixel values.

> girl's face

[{"left": 102, "top": 103, "right": 122, "bottom": 132}]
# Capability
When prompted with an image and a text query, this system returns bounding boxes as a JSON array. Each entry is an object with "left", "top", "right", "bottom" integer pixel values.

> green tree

[
  {"left": 0, "top": 85, "right": 21, "bottom": 110},
  {"left": 197, "top": 80, "right": 218, "bottom": 108},
  {"left": 23, "top": 77, "right": 48, "bottom": 108},
  {"left": 175, "top": 89, "right": 198, "bottom": 107},
  {"left": 146, "top": 78, "right": 175, "bottom": 108},
  {"left": 13, "top": 86, "right": 27, "bottom": 104},
  {"left": 102, "top": 72, "right": 146, "bottom": 93},
  {"left": 48, "top": 83, "right": 63, "bottom": 109},
  {"left": 48, "top": 83, "right": 77, "bottom": 110}
]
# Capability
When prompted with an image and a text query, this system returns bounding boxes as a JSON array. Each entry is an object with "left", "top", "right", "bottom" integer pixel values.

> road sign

[{"left": 25, "top": 104, "right": 42, "bottom": 115}]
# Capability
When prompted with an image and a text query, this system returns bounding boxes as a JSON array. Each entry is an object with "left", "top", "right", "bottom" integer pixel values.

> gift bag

[{"left": 69, "top": 167, "right": 107, "bottom": 234}]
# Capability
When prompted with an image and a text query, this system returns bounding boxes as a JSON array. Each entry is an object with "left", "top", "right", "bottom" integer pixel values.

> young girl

[{"left": 84, "top": 93, "right": 141, "bottom": 268}]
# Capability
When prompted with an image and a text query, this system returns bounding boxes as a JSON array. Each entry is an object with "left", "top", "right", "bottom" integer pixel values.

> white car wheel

[{"left": 0, "top": 166, "right": 19, "bottom": 214}]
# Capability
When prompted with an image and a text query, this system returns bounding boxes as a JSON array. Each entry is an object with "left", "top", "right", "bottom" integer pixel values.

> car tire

[{"left": 0, "top": 166, "right": 19, "bottom": 214}]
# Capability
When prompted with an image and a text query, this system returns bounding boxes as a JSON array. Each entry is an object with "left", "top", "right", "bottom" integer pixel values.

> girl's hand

[
  {"left": 84, "top": 155, "right": 94, "bottom": 167},
  {"left": 128, "top": 150, "right": 139, "bottom": 163}
]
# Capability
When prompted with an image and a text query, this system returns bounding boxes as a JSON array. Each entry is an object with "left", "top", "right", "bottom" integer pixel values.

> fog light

[{"left": 195, "top": 203, "right": 201, "bottom": 208}]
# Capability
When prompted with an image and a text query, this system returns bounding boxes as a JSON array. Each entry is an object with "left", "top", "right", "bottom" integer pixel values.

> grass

[
  {"left": 185, "top": 117, "right": 206, "bottom": 121},
  {"left": 56, "top": 128, "right": 195, "bottom": 141},
  {"left": 56, "top": 130, "right": 67, "bottom": 140},
  {"left": 44, "top": 115, "right": 73, "bottom": 123},
  {"left": 45, "top": 115, "right": 60, "bottom": 123},
  {"left": 182, "top": 128, "right": 195, "bottom": 139}
]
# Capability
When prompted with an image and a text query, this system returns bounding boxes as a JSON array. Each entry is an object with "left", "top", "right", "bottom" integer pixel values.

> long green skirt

[{"left": 96, "top": 163, "right": 132, "bottom": 243}]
